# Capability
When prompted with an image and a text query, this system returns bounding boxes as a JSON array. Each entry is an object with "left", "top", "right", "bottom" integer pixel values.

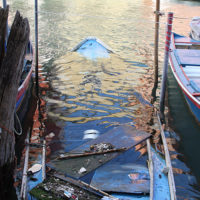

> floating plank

[
  {"left": 151, "top": 147, "right": 170, "bottom": 200},
  {"left": 90, "top": 163, "right": 150, "bottom": 194},
  {"left": 49, "top": 125, "right": 151, "bottom": 178}
]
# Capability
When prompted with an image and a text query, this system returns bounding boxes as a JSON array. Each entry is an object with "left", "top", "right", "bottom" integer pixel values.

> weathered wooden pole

[
  {"left": 0, "top": 10, "right": 30, "bottom": 199},
  {"left": 151, "top": 0, "right": 160, "bottom": 103},
  {"left": 159, "top": 12, "right": 173, "bottom": 121},
  {"left": 35, "top": 0, "right": 39, "bottom": 97},
  {"left": 0, "top": 6, "right": 8, "bottom": 67},
  {"left": 2, "top": 0, "right": 9, "bottom": 43}
]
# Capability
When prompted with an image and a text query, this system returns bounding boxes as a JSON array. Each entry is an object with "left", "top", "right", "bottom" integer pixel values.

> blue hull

[{"left": 184, "top": 94, "right": 200, "bottom": 123}]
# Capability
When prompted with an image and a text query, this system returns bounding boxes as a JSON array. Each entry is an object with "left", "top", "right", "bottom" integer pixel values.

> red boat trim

[
  {"left": 193, "top": 93, "right": 200, "bottom": 97},
  {"left": 180, "top": 65, "right": 189, "bottom": 81},
  {"left": 16, "top": 61, "right": 33, "bottom": 111}
]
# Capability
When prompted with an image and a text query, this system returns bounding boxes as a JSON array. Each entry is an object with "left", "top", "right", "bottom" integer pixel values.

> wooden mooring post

[
  {"left": 151, "top": 0, "right": 160, "bottom": 103},
  {"left": 0, "top": 7, "right": 30, "bottom": 199},
  {"left": 159, "top": 12, "right": 173, "bottom": 121}
]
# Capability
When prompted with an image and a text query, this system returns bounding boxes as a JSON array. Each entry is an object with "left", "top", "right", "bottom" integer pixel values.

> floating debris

[
  {"left": 78, "top": 167, "right": 87, "bottom": 174},
  {"left": 30, "top": 172, "right": 105, "bottom": 200},
  {"left": 28, "top": 164, "right": 42, "bottom": 174},
  {"left": 90, "top": 143, "right": 114, "bottom": 152},
  {"left": 83, "top": 129, "right": 100, "bottom": 140}
]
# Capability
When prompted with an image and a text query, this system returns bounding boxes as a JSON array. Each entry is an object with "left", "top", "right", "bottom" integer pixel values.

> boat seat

[
  {"left": 175, "top": 49, "right": 200, "bottom": 66},
  {"left": 183, "top": 65, "right": 200, "bottom": 78},
  {"left": 190, "top": 80, "right": 200, "bottom": 93}
]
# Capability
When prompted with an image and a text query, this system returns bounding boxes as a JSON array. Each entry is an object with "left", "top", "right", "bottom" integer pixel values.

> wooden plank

[
  {"left": 53, "top": 173, "right": 119, "bottom": 200},
  {"left": 157, "top": 112, "right": 176, "bottom": 200},
  {"left": 20, "top": 131, "right": 30, "bottom": 199},
  {"left": 146, "top": 139, "right": 153, "bottom": 200},
  {"left": 42, "top": 140, "right": 46, "bottom": 181},
  {"left": 0, "top": 10, "right": 30, "bottom": 199},
  {"left": 49, "top": 125, "right": 151, "bottom": 178},
  {"left": 0, "top": 6, "right": 8, "bottom": 67}
]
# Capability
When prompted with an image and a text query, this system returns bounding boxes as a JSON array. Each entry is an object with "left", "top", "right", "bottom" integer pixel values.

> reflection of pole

[
  {"left": 159, "top": 12, "right": 173, "bottom": 121},
  {"left": 151, "top": 0, "right": 160, "bottom": 103},
  {"left": 35, "top": 0, "right": 39, "bottom": 97},
  {"left": 2, "top": 0, "right": 6, "bottom": 8}
]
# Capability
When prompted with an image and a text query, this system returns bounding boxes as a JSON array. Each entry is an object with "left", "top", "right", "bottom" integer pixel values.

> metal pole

[
  {"left": 151, "top": 0, "right": 160, "bottom": 103},
  {"left": 2, "top": 0, "right": 6, "bottom": 8},
  {"left": 159, "top": 12, "right": 173, "bottom": 120},
  {"left": 35, "top": 0, "right": 39, "bottom": 97}
]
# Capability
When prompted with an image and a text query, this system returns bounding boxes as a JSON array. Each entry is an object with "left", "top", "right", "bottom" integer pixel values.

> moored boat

[
  {"left": 169, "top": 33, "right": 200, "bottom": 123},
  {"left": 14, "top": 41, "right": 34, "bottom": 135}
]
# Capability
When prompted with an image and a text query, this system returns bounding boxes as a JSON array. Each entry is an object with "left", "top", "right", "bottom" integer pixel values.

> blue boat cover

[
  {"left": 90, "top": 163, "right": 150, "bottom": 194},
  {"left": 175, "top": 49, "right": 200, "bottom": 66}
]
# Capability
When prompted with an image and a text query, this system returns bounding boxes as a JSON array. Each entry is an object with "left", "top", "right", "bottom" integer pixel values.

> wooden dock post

[
  {"left": 159, "top": 12, "right": 173, "bottom": 121},
  {"left": 0, "top": 10, "right": 30, "bottom": 199},
  {"left": 35, "top": 0, "right": 39, "bottom": 97},
  {"left": 151, "top": 0, "right": 160, "bottom": 103},
  {"left": 0, "top": 6, "right": 8, "bottom": 67}
]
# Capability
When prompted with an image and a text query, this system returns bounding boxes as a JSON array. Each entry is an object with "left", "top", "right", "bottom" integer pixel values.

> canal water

[{"left": 6, "top": 0, "right": 200, "bottom": 199}]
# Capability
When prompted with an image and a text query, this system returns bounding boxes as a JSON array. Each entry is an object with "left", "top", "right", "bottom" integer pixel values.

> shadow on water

[{"left": 167, "top": 67, "right": 200, "bottom": 199}]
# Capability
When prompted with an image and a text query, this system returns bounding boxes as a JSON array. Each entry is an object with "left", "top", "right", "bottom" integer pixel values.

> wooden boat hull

[
  {"left": 169, "top": 33, "right": 200, "bottom": 123},
  {"left": 15, "top": 42, "right": 34, "bottom": 130}
]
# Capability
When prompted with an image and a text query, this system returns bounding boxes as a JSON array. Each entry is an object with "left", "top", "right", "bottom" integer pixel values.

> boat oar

[{"left": 55, "top": 147, "right": 127, "bottom": 160}]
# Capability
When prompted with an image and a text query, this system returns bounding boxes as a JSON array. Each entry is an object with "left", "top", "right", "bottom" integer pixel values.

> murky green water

[{"left": 6, "top": 0, "right": 200, "bottom": 199}]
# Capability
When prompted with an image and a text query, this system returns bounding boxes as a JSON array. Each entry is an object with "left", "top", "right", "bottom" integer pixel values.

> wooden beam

[
  {"left": 157, "top": 112, "right": 176, "bottom": 200},
  {"left": 0, "top": 6, "right": 8, "bottom": 67},
  {"left": 147, "top": 139, "right": 154, "bottom": 200},
  {"left": 0, "top": 10, "right": 30, "bottom": 199}
]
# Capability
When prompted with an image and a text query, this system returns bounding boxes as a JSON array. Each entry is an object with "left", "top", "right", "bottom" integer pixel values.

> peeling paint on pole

[{"left": 159, "top": 12, "right": 174, "bottom": 120}]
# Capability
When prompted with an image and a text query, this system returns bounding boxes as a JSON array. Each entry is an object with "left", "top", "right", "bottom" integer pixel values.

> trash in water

[
  {"left": 101, "top": 196, "right": 118, "bottom": 200},
  {"left": 83, "top": 129, "right": 100, "bottom": 140},
  {"left": 64, "top": 190, "right": 78, "bottom": 200},
  {"left": 78, "top": 167, "right": 87, "bottom": 174},
  {"left": 28, "top": 164, "right": 42, "bottom": 174},
  {"left": 90, "top": 143, "right": 114, "bottom": 152}
]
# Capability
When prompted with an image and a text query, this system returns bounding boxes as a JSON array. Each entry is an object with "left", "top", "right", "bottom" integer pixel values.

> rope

[{"left": 14, "top": 112, "right": 23, "bottom": 135}]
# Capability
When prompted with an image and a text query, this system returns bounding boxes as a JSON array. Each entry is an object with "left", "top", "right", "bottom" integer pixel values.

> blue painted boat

[
  {"left": 16, "top": 41, "right": 34, "bottom": 111},
  {"left": 169, "top": 33, "right": 200, "bottom": 123},
  {"left": 72, "top": 37, "right": 113, "bottom": 60}
]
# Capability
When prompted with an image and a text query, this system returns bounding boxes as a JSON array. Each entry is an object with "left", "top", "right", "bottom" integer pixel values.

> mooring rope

[{"left": 14, "top": 112, "right": 23, "bottom": 135}]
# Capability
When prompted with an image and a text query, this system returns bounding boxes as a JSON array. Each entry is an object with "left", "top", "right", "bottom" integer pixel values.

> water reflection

[
  {"left": 46, "top": 52, "right": 145, "bottom": 152},
  {"left": 7, "top": 0, "right": 200, "bottom": 199}
]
